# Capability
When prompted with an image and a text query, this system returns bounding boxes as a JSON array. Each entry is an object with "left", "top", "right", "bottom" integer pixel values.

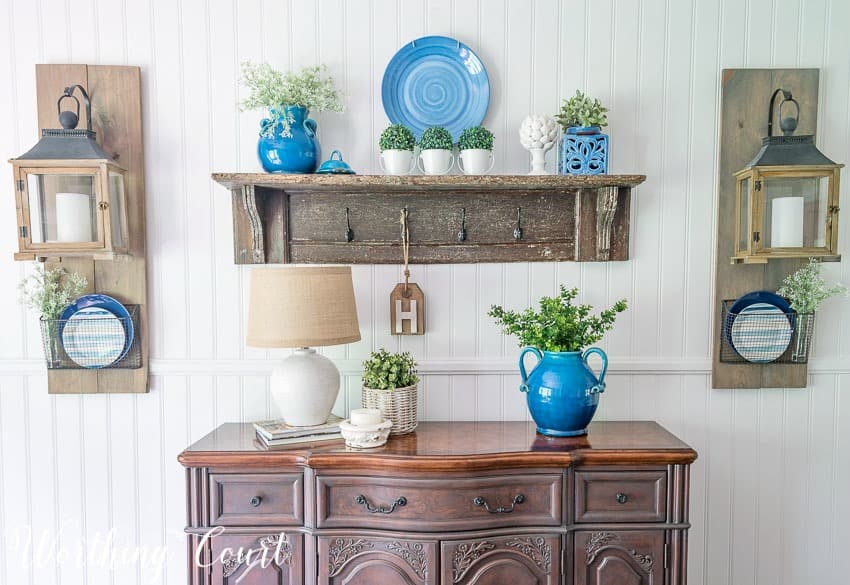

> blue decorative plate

[
  {"left": 382, "top": 35, "right": 490, "bottom": 141},
  {"left": 59, "top": 294, "right": 134, "bottom": 367},
  {"left": 724, "top": 291, "right": 794, "bottom": 363}
]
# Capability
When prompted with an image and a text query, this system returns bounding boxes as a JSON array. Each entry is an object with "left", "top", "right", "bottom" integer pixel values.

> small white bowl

[{"left": 339, "top": 419, "right": 393, "bottom": 449}]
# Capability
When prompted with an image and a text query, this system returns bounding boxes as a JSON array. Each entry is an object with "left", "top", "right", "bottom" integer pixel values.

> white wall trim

[{"left": 1, "top": 357, "right": 847, "bottom": 376}]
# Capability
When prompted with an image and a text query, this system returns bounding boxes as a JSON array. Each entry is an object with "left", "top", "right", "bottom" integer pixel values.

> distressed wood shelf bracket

[{"left": 215, "top": 174, "right": 646, "bottom": 265}]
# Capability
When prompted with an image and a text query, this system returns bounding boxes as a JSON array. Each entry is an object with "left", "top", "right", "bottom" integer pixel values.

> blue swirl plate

[{"left": 382, "top": 35, "right": 490, "bottom": 141}]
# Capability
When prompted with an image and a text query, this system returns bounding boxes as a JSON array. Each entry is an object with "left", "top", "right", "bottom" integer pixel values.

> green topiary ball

[
  {"left": 418, "top": 126, "right": 454, "bottom": 150},
  {"left": 457, "top": 126, "right": 494, "bottom": 150},
  {"left": 379, "top": 124, "right": 416, "bottom": 151}
]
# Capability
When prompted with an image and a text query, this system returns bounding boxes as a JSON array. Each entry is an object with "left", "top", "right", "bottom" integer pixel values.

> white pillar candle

[
  {"left": 350, "top": 408, "right": 382, "bottom": 426},
  {"left": 55, "top": 192, "right": 93, "bottom": 242},
  {"left": 771, "top": 196, "right": 805, "bottom": 248}
]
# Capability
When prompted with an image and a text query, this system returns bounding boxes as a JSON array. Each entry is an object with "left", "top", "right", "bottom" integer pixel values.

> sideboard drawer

[
  {"left": 316, "top": 473, "right": 562, "bottom": 531},
  {"left": 574, "top": 469, "right": 666, "bottom": 522},
  {"left": 209, "top": 472, "right": 303, "bottom": 526}
]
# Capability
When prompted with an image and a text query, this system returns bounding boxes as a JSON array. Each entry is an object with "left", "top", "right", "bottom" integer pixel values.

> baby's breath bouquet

[
  {"left": 240, "top": 62, "right": 344, "bottom": 138},
  {"left": 19, "top": 265, "right": 87, "bottom": 320},
  {"left": 777, "top": 258, "right": 848, "bottom": 313}
]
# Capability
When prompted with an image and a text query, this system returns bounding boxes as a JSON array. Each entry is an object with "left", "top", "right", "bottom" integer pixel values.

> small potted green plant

[
  {"left": 417, "top": 126, "right": 455, "bottom": 175},
  {"left": 489, "top": 286, "right": 627, "bottom": 436},
  {"left": 379, "top": 124, "right": 417, "bottom": 175},
  {"left": 240, "top": 62, "right": 344, "bottom": 173},
  {"left": 777, "top": 258, "right": 848, "bottom": 360},
  {"left": 556, "top": 90, "right": 610, "bottom": 175},
  {"left": 361, "top": 349, "right": 420, "bottom": 435},
  {"left": 18, "top": 265, "right": 88, "bottom": 366},
  {"left": 457, "top": 126, "right": 495, "bottom": 175}
]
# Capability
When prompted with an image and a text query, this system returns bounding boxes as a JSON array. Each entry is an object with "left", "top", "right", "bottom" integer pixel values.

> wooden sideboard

[{"left": 179, "top": 421, "right": 696, "bottom": 585}]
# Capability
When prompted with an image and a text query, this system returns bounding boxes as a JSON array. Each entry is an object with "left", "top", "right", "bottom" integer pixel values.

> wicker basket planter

[{"left": 362, "top": 383, "right": 418, "bottom": 435}]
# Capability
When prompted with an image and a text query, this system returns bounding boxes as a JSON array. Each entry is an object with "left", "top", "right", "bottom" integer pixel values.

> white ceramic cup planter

[
  {"left": 458, "top": 149, "right": 495, "bottom": 175},
  {"left": 418, "top": 149, "right": 454, "bottom": 175},
  {"left": 380, "top": 149, "right": 416, "bottom": 175}
]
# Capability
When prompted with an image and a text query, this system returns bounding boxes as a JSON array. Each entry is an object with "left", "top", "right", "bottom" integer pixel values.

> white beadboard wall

[{"left": 0, "top": 1, "right": 849, "bottom": 584}]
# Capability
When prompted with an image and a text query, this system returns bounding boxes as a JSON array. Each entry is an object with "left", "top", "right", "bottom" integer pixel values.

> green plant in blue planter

[
  {"left": 489, "top": 286, "right": 627, "bottom": 436},
  {"left": 556, "top": 90, "right": 609, "bottom": 175},
  {"left": 240, "top": 62, "right": 344, "bottom": 173}
]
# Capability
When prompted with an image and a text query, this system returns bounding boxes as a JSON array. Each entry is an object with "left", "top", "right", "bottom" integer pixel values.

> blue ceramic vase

[
  {"left": 257, "top": 106, "right": 321, "bottom": 173},
  {"left": 558, "top": 125, "right": 609, "bottom": 175},
  {"left": 518, "top": 347, "right": 608, "bottom": 436}
]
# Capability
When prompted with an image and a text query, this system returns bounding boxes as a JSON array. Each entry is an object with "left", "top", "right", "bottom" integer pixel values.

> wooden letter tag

[{"left": 390, "top": 283, "right": 425, "bottom": 335}]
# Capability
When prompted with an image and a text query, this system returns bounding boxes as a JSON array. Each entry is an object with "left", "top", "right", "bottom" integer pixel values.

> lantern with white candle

[
  {"left": 10, "top": 85, "right": 129, "bottom": 260},
  {"left": 732, "top": 88, "right": 843, "bottom": 263}
]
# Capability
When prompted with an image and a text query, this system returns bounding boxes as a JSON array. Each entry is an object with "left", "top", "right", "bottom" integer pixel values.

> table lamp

[{"left": 246, "top": 266, "right": 361, "bottom": 426}]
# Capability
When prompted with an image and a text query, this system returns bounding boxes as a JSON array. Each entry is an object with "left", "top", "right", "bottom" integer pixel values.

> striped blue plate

[
  {"left": 730, "top": 302, "right": 793, "bottom": 363},
  {"left": 60, "top": 307, "right": 127, "bottom": 368}
]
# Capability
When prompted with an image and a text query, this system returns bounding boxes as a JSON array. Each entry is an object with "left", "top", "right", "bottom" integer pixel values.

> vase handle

[
  {"left": 518, "top": 347, "right": 543, "bottom": 393},
  {"left": 582, "top": 347, "right": 608, "bottom": 394},
  {"left": 304, "top": 118, "right": 317, "bottom": 138}
]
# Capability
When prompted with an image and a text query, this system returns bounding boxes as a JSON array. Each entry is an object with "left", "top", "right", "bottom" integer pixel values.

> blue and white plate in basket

[
  {"left": 59, "top": 294, "right": 133, "bottom": 368},
  {"left": 381, "top": 35, "right": 490, "bottom": 141},
  {"left": 729, "top": 302, "right": 793, "bottom": 363}
]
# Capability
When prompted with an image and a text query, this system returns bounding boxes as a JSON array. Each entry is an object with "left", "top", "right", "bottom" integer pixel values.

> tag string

[{"left": 400, "top": 208, "right": 410, "bottom": 291}]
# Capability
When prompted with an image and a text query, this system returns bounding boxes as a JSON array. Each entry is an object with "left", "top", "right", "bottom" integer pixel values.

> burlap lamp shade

[
  {"left": 246, "top": 266, "right": 361, "bottom": 427},
  {"left": 247, "top": 266, "right": 361, "bottom": 348}
]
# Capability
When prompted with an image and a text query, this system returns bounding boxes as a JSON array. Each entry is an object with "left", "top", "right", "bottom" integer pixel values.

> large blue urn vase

[
  {"left": 518, "top": 347, "right": 608, "bottom": 436},
  {"left": 257, "top": 106, "right": 321, "bottom": 173}
]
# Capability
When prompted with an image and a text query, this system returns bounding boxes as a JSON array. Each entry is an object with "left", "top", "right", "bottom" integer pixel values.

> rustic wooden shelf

[{"left": 213, "top": 173, "right": 645, "bottom": 264}]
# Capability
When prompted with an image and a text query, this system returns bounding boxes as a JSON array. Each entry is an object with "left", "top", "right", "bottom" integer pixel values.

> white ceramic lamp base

[{"left": 270, "top": 348, "right": 340, "bottom": 427}]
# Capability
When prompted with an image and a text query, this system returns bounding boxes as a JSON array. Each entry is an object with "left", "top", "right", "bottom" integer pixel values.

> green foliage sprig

[
  {"left": 362, "top": 348, "right": 419, "bottom": 390},
  {"left": 489, "top": 286, "right": 627, "bottom": 352},
  {"left": 18, "top": 265, "right": 87, "bottom": 320},
  {"left": 457, "top": 126, "right": 494, "bottom": 150},
  {"left": 556, "top": 90, "right": 608, "bottom": 130},
  {"left": 777, "top": 258, "right": 848, "bottom": 313},
  {"left": 379, "top": 124, "right": 416, "bottom": 151},
  {"left": 418, "top": 126, "right": 454, "bottom": 150},
  {"left": 240, "top": 62, "right": 344, "bottom": 138}
]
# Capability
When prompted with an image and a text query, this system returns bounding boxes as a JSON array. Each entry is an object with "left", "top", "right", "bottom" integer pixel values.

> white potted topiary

[
  {"left": 379, "top": 124, "right": 416, "bottom": 175},
  {"left": 457, "top": 126, "right": 495, "bottom": 175},
  {"left": 417, "top": 126, "right": 455, "bottom": 175}
]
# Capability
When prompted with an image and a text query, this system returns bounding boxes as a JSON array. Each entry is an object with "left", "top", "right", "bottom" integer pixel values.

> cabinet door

[
  {"left": 209, "top": 531, "right": 302, "bottom": 585},
  {"left": 574, "top": 531, "right": 664, "bottom": 585},
  {"left": 442, "top": 534, "right": 560, "bottom": 585},
  {"left": 318, "top": 535, "right": 437, "bottom": 585}
]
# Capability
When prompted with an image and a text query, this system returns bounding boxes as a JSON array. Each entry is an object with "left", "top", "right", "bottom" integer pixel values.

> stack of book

[{"left": 253, "top": 415, "right": 344, "bottom": 447}]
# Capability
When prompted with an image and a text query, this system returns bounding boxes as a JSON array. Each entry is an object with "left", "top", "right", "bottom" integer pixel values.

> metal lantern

[
  {"left": 9, "top": 85, "right": 129, "bottom": 260},
  {"left": 732, "top": 89, "right": 843, "bottom": 264}
]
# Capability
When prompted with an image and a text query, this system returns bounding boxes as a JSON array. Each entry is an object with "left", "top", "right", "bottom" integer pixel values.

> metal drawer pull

[
  {"left": 473, "top": 493, "right": 526, "bottom": 514},
  {"left": 354, "top": 494, "right": 407, "bottom": 514},
  {"left": 615, "top": 492, "right": 628, "bottom": 504},
  {"left": 250, "top": 496, "right": 263, "bottom": 507}
]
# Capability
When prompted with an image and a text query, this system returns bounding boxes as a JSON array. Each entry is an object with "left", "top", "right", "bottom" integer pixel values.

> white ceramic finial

[{"left": 519, "top": 114, "right": 559, "bottom": 175}]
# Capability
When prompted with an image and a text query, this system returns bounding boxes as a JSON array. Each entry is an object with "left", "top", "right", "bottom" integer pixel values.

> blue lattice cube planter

[{"left": 558, "top": 127, "right": 609, "bottom": 175}]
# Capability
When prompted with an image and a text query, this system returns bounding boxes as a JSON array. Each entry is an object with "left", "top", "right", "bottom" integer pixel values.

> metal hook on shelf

[
  {"left": 513, "top": 207, "right": 523, "bottom": 241},
  {"left": 344, "top": 207, "right": 354, "bottom": 242},
  {"left": 457, "top": 208, "right": 467, "bottom": 242}
]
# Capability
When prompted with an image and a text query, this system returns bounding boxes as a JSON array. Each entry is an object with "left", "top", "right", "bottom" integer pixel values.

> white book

[
  {"left": 254, "top": 415, "right": 344, "bottom": 440},
  {"left": 256, "top": 431, "right": 344, "bottom": 447}
]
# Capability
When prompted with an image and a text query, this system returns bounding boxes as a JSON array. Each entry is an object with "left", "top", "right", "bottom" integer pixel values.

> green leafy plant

[
  {"left": 418, "top": 126, "right": 454, "bottom": 150},
  {"left": 379, "top": 124, "right": 416, "bottom": 151},
  {"left": 489, "top": 286, "right": 627, "bottom": 352},
  {"left": 777, "top": 258, "right": 848, "bottom": 313},
  {"left": 18, "top": 265, "right": 87, "bottom": 320},
  {"left": 556, "top": 90, "right": 609, "bottom": 130},
  {"left": 457, "top": 126, "right": 494, "bottom": 150},
  {"left": 362, "top": 348, "right": 420, "bottom": 390},
  {"left": 240, "top": 62, "right": 344, "bottom": 138}
]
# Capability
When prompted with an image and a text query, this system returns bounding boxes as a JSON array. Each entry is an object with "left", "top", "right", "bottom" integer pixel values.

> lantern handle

[
  {"left": 768, "top": 88, "right": 799, "bottom": 137},
  {"left": 57, "top": 85, "right": 92, "bottom": 132}
]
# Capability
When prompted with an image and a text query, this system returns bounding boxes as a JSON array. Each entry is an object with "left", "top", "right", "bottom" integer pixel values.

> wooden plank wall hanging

[
  {"left": 712, "top": 68, "right": 819, "bottom": 389},
  {"left": 36, "top": 64, "right": 149, "bottom": 394}
]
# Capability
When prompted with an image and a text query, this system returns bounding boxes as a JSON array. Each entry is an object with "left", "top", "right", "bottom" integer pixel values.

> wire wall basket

[
  {"left": 720, "top": 300, "right": 814, "bottom": 364},
  {"left": 40, "top": 304, "right": 142, "bottom": 370}
]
